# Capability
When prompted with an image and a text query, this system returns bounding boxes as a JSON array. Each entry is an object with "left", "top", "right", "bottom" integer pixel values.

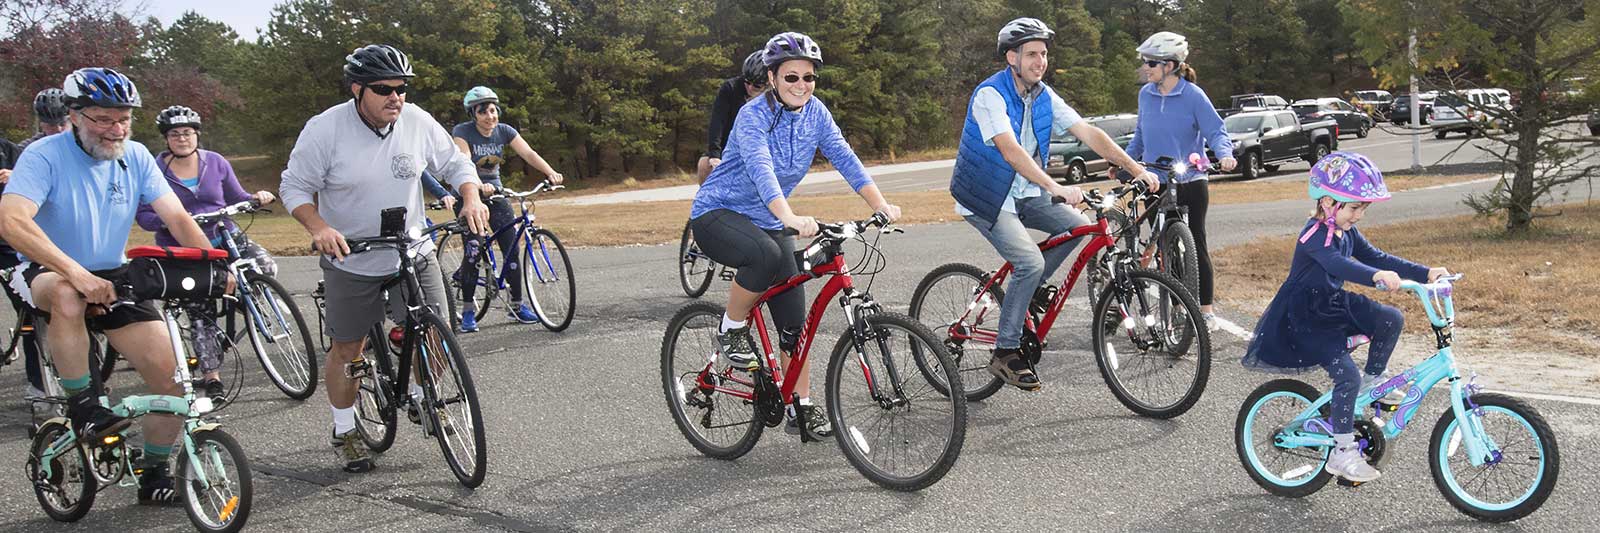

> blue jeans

[{"left": 963, "top": 195, "right": 1091, "bottom": 349}]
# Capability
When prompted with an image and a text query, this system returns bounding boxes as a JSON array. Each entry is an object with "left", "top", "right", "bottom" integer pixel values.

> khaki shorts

[{"left": 319, "top": 254, "right": 448, "bottom": 343}]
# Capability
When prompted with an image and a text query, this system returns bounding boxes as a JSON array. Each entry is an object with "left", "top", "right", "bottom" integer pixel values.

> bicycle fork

[{"left": 839, "top": 292, "right": 907, "bottom": 408}]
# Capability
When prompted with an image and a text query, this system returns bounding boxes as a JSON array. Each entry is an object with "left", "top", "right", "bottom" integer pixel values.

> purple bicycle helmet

[
  {"left": 1302, "top": 151, "right": 1390, "bottom": 246},
  {"left": 762, "top": 32, "right": 822, "bottom": 69}
]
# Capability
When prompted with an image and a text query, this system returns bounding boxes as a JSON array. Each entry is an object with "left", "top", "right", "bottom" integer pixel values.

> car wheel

[
  {"left": 1305, "top": 143, "right": 1330, "bottom": 165},
  {"left": 1435, "top": 130, "right": 1447, "bottom": 139},
  {"left": 1356, "top": 123, "right": 1369, "bottom": 138},
  {"left": 1590, "top": 126, "right": 1600, "bottom": 137},
  {"left": 1065, "top": 160, "right": 1087, "bottom": 184},
  {"left": 1241, "top": 151, "right": 1262, "bottom": 180}
]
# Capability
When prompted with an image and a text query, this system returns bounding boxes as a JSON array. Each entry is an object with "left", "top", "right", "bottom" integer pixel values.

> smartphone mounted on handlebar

[{"left": 380, "top": 206, "right": 407, "bottom": 237}]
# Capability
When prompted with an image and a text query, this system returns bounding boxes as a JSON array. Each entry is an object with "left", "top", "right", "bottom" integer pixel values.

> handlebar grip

[
  {"left": 781, "top": 228, "right": 800, "bottom": 236},
  {"left": 1051, "top": 196, "right": 1068, "bottom": 204}
]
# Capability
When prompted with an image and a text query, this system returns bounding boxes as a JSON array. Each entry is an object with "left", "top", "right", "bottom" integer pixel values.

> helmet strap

[{"left": 353, "top": 85, "right": 396, "bottom": 139}]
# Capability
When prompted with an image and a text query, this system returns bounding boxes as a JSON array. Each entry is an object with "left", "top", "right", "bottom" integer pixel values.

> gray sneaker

[
  {"left": 331, "top": 428, "right": 375, "bottom": 473},
  {"left": 716, "top": 326, "right": 758, "bottom": 370}
]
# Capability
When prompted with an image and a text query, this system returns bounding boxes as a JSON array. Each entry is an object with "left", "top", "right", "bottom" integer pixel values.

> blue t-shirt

[
  {"left": 5, "top": 134, "right": 171, "bottom": 270},
  {"left": 451, "top": 122, "right": 518, "bottom": 186}
]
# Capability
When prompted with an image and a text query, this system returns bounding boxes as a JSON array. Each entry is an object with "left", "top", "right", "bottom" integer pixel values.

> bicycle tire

[
  {"left": 28, "top": 419, "right": 96, "bottom": 522},
  {"left": 1090, "top": 269, "right": 1210, "bottom": 418},
  {"left": 1428, "top": 393, "right": 1560, "bottom": 522},
  {"left": 660, "top": 301, "right": 764, "bottom": 459},
  {"left": 178, "top": 428, "right": 253, "bottom": 533},
  {"left": 414, "top": 311, "right": 487, "bottom": 488},
  {"left": 524, "top": 228, "right": 576, "bottom": 332},
  {"left": 678, "top": 221, "right": 716, "bottom": 298},
  {"left": 434, "top": 231, "right": 465, "bottom": 331},
  {"left": 907, "top": 262, "right": 1004, "bottom": 401},
  {"left": 1235, "top": 379, "right": 1334, "bottom": 497},
  {"left": 1157, "top": 221, "right": 1201, "bottom": 302},
  {"left": 827, "top": 311, "right": 966, "bottom": 491},
  {"left": 240, "top": 273, "right": 318, "bottom": 400},
  {"left": 355, "top": 326, "right": 398, "bottom": 453}
]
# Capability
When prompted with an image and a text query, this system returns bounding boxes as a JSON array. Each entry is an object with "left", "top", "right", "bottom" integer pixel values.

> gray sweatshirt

[{"left": 280, "top": 101, "right": 480, "bottom": 276}]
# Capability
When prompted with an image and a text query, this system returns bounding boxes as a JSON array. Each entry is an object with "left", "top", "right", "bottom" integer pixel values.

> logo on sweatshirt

[{"left": 391, "top": 153, "right": 418, "bottom": 181}]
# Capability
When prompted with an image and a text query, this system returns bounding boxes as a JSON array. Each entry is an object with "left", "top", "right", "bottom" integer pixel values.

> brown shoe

[{"left": 987, "top": 348, "right": 1041, "bottom": 391}]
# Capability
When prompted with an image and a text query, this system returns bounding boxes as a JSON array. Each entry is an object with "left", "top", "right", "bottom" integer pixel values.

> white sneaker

[
  {"left": 1325, "top": 434, "right": 1381, "bottom": 482},
  {"left": 1202, "top": 313, "right": 1218, "bottom": 332}
]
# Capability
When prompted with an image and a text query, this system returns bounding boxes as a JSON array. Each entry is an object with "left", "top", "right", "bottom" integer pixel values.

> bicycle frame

[
  {"left": 455, "top": 187, "right": 565, "bottom": 294},
  {"left": 951, "top": 216, "right": 1117, "bottom": 346},
  {"left": 1272, "top": 276, "right": 1499, "bottom": 467},
  {"left": 351, "top": 224, "right": 455, "bottom": 410}
]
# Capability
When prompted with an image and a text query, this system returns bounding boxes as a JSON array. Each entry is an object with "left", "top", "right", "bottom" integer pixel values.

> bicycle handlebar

[
  {"left": 190, "top": 200, "right": 263, "bottom": 226},
  {"left": 483, "top": 179, "right": 565, "bottom": 201}
]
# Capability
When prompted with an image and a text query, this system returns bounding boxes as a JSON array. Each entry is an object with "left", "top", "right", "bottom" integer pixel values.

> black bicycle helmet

[
  {"left": 34, "top": 89, "right": 70, "bottom": 124},
  {"left": 157, "top": 106, "right": 202, "bottom": 134},
  {"left": 762, "top": 32, "right": 823, "bottom": 69},
  {"left": 997, "top": 17, "right": 1055, "bottom": 58},
  {"left": 740, "top": 50, "right": 766, "bottom": 85},
  {"left": 343, "top": 44, "right": 415, "bottom": 83}
]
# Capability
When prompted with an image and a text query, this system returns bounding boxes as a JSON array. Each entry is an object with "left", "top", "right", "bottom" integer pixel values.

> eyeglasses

[
  {"left": 365, "top": 83, "right": 409, "bottom": 96},
  {"left": 79, "top": 112, "right": 133, "bottom": 129},
  {"left": 165, "top": 131, "right": 198, "bottom": 139},
  {"left": 781, "top": 73, "right": 817, "bottom": 84}
]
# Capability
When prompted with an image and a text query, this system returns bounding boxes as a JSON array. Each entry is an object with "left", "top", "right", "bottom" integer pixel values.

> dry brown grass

[{"left": 1212, "top": 202, "right": 1600, "bottom": 356}]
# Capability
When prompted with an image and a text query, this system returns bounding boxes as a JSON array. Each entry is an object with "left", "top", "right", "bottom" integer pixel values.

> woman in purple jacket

[{"left": 134, "top": 106, "right": 276, "bottom": 405}]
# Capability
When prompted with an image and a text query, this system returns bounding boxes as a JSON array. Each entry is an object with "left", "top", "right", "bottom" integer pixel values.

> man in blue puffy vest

[{"left": 951, "top": 18, "right": 1158, "bottom": 392}]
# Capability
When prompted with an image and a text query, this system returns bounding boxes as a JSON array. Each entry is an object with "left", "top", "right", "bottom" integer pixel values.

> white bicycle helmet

[{"left": 1136, "top": 31, "right": 1189, "bottom": 62}]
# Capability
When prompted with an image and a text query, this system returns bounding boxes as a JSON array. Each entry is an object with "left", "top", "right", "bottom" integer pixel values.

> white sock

[
  {"left": 332, "top": 406, "right": 358, "bottom": 435},
  {"left": 720, "top": 313, "right": 746, "bottom": 333},
  {"left": 798, "top": 397, "right": 813, "bottom": 406}
]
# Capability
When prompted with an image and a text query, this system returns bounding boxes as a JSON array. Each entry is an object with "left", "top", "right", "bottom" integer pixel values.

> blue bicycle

[
  {"left": 1234, "top": 274, "right": 1559, "bottom": 522},
  {"left": 433, "top": 180, "right": 575, "bottom": 332}
]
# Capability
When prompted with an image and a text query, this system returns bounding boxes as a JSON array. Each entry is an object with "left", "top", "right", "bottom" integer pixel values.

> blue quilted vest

[{"left": 950, "top": 68, "right": 1054, "bottom": 227}]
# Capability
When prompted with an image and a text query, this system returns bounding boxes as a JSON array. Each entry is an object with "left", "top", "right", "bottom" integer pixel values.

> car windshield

[
  {"left": 1291, "top": 104, "right": 1318, "bottom": 114},
  {"left": 1436, "top": 94, "right": 1467, "bottom": 107},
  {"left": 1224, "top": 115, "right": 1264, "bottom": 134}
]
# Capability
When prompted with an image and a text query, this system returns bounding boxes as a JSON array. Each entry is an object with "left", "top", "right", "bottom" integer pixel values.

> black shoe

[
  {"left": 716, "top": 326, "right": 758, "bottom": 370},
  {"left": 204, "top": 379, "right": 227, "bottom": 406},
  {"left": 66, "top": 389, "right": 131, "bottom": 443},
  {"left": 137, "top": 463, "right": 180, "bottom": 506},
  {"left": 987, "top": 348, "right": 1042, "bottom": 391},
  {"left": 785, "top": 404, "right": 834, "bottom": 442}
]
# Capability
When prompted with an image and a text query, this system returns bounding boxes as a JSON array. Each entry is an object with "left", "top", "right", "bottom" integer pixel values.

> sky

[{"left": 141, "top": 1, "right": 280, "bottom": 41}]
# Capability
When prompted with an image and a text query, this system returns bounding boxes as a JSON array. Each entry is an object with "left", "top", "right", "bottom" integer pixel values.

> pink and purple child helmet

[{"left": 1301, "top": 152, "right": 1390, "bottom": 246}]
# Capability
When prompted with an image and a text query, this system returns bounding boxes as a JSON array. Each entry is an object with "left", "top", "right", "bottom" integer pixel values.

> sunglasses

[
  {"left": 781, "top": 73, "right": 817, "bottom": 84},
  {"left": 365, "top": 83, "right": 409, "bottom": 96},
  {"left": 1142, "top": 59, "right": 1167, "bottom": 68}
]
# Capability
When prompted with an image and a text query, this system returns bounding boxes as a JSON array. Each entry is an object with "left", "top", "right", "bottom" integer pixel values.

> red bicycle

[
  {"left": 908, "top": 184, "right": 1211, "bottom": 418},
  {"left": 661, "top": 213, "right": 967, "bottom": 492}
]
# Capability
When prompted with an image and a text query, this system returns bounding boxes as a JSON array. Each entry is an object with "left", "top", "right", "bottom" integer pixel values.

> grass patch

[{"left": 1212, "top": 201, "right": 1600, "bottom": 356}]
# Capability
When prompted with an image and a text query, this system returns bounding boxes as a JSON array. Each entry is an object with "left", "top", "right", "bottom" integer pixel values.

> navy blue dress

[{"left": 1242, "top": 219, "right": 1430, "bottom": 373}]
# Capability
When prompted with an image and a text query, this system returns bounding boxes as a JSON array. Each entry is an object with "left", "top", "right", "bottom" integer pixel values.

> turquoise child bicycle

[{"left": 1234, "top": 274, "right": 1559, "bottom": 523}]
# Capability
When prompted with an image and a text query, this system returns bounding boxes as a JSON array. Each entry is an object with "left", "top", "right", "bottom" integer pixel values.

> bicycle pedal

[
  {"left": 345, "top": 358, "right": 372, "bottom": 379},
  {"left": 718, "top": 270, "right": 735, "bottom": 281},
  {"left": 1335, "top": 478, "right": 1366, "bottom": 488}
]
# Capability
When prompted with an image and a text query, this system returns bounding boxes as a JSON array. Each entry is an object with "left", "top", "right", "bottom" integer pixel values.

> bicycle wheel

[
  {"left": 827, "top": 311, "right": 967, "bottom": 492},
  {"left": 1428, "top": 393, "right": 1560, "bottom": 522},
  {"left": 1235, "top": 379, "right": 1334, "bottom": 497},
  {"left": 355, "top": 326, "right": 398, "bottom": 453},
  {"left": 678, "top": 221, "right": 716, "bottom": 298},
  {"left": 434, "top": 231, "right": 465, "bottom": 331},
  {"left": 27, "top": 419, "right": 96, "bottom": 522},
  {"left": 414, "top": 311, "right": 487, "bottom": 488},
  {"left": 907, "top": 263, "right": 1005, "bottom": 401},
  {"left": 523, "top": 228, "right": 576, "bottom": 331},
  {"left": 178, "top": 428, "right": 253, "bottom": 533},
  {"left": 240, "top": 273, "right": 318, "bottom": 400},
  {"left": 661, "top": 301, "right": 764, "bottom": 459},
  {"left": 1157, "top": 221, "right": 1201, "bottom": 300},
  {"left": 1090, "top": 269, "right": 1210, "bottom": 418}
]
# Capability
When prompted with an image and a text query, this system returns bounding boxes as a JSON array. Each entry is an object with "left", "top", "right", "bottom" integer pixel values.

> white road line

[
  {"left": 1411, "top": 176, "right": 1500, "bottom": 191},
  {"left": 1213, "top": 315, "right": 1253, "bottom": 340}
]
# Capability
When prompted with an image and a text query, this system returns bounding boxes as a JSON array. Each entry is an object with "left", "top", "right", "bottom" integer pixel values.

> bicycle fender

[{"left": 192, "top": 422, "right": 222, "bottom": 433}]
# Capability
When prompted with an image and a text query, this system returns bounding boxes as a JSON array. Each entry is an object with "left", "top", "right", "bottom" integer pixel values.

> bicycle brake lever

[{"left": 880, "top": 227, "right": 904, "bottom": 234}]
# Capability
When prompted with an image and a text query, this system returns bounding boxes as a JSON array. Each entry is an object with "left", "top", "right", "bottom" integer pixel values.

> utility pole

[{"left": 1409, "top": 17, "right": 1423, "bottom": 173}]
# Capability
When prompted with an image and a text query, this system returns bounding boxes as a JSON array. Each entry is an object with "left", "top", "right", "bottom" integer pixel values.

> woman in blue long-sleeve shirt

[
  {"left": 689, "top": 32, "right": 900, "bottom": 440},
  {"left": 1126, "top": 32, "right": 1237, "bottom": 330}
]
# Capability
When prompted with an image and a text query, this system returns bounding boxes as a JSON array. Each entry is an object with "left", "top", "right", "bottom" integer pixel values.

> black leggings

[
  {"left": 455, "top": 198, "right": 522, "bottom": 304},
  {"left": 1176, "top": 180, "right": 1214, "bottom": 306},
  {"left": 690, "top": 209, "right": 805, "bottom": 350}
]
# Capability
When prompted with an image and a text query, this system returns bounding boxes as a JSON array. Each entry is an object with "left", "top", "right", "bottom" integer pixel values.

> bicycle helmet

[
  {"left": 343, "top": 44, "right": 415, "bottom": 82},
  {"left": 997, "top": 18, "right": 1054, "bottom": 58},
  {"left": 462, "top": 86, "right": 498, "bottom": 114},
  {"left": 1302, "top": 151, "right": 1390, "bottom": 246},
  {"left": 740, "top": 50, "right": 766, "bottom": 85},
  {"left": 762, "top": 32, "right": 823, "bottom": 69},
  {"left": 62, "top": 67, "right": 141, "bottom": 109},
  {"left": 33, "top": 89, "right": 70, "bottom": 124},
  {"left": 156, "top": 105, "right": 202, "bottom": 134},
  {"left": 1136, "top": 31, "right": 1189, "bottom": 63}
]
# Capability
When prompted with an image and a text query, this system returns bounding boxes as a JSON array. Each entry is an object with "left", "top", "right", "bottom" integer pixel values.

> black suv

[{"left": 1391, "top": 93, "right": 1435, "bottom": 125}]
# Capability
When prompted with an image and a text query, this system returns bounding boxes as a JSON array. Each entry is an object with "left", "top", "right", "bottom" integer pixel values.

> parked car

[
  {"left": 1291, "top": 97, "right": 1375, "bottom": 138},
  {"left": 1588, "top": 109, "right": 1599, "bottom": 136},
  {"left": 1431, "top": 88, "right": 1511, "bottom": 138},
  {"left": 1215, "top": 110, "right": 1339, "bottom": 180},
  {"left": 1219, "top": 93, "right": 1290, "bottom": 117},
  {"left": 1352, "top": 90, "right": 1394, "bottom": 118},
  {"left": 1391, "top": 92, "right": 1437, "bottom": 125},
  {"left": 1046, "top": 113, "right": 1136, "bottom": 184}
]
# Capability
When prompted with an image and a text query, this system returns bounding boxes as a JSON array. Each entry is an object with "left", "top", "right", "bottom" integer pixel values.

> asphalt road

[{"left": 0, "top": 160, "right": 1594, "bottom": 531}]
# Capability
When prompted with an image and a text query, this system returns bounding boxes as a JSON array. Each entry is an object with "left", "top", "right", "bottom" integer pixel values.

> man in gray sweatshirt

[{"left": 280, "top": 44, "right": 489, "bottom": 474}]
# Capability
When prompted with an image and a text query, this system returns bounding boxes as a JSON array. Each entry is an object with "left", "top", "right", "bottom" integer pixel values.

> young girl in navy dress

[{"left": 1242, "top": 152, "right": 1451, "bottom": 482}]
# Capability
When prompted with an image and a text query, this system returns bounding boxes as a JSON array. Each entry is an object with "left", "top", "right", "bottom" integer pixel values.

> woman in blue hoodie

[
  {"left": 689, "top": 32, "right": 900, "bottom": 440},
  {"left": 1124, "top": 31, "right": 1236, "bottom": 331}
]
